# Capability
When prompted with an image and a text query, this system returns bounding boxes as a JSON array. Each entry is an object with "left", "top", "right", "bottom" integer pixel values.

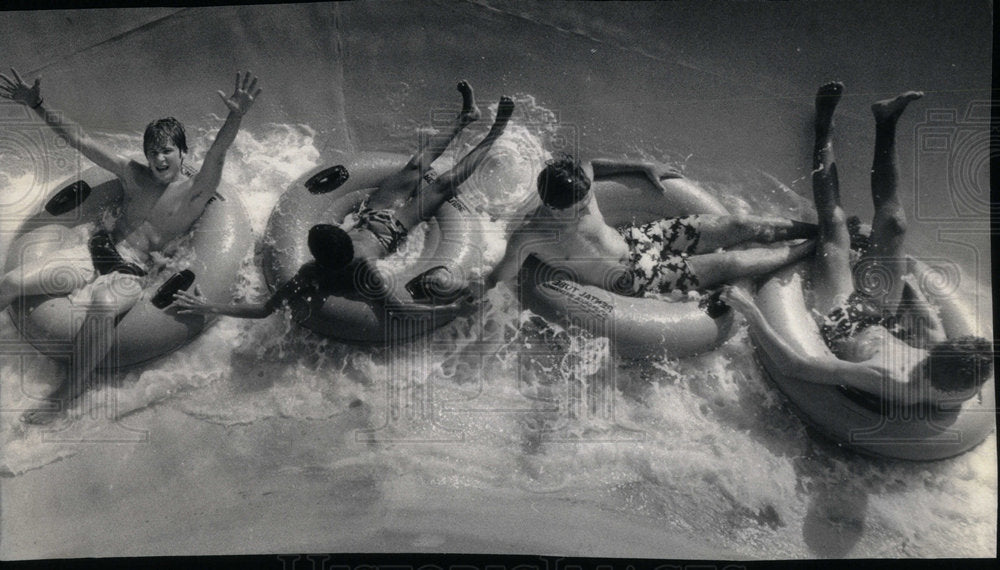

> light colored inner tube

[
  {"left": 262, "top": 152, "right": 490, "bottom": 343},
  {"left": 5, "top": 164, "right": 253, "bottom": 368},
  {"left": 517, "top": 171, "right": 736, "bottom": 359},
  {"left": 752, "top": 257, "right": 995, "bottom": 461}
]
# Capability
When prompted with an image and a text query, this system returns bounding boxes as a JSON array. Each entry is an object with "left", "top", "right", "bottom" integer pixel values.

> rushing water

[{"left": 0, "top": 2, "right": 994, "bottom": 560}]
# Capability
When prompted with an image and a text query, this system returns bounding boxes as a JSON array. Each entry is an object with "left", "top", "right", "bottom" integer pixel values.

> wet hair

[
  {"left": 143, "top": 117, "right": 188, "bottom": 155},
  {"left": 924, "top": 335, "right": 993, "bottom": 395},
  {"left": 308, "top": 224, "right": 354, "bottom": 269},
  {"left": 536, "top": 154, "right": 591, "bottom": 209}
]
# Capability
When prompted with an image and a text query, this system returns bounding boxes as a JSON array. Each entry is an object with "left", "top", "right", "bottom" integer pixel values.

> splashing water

[{"left": 0, "top": 97, "right": 994, "bottom": 559}]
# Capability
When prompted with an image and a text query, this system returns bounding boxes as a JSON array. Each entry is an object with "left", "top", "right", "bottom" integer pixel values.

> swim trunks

[
  {"left": 618, "top": 216, "right": 702, "bottom": 295},
  {"left": 355, "top": 199, "right": 409, "bottom": 254},
  {"left": 819, "top": 291, "right": 910, "bottom": 348},
  {"left": 63, "top": 233, "right": 151, "bottom": 306},
  {"left": 88, "top": 231, "right": 148, "bottom": 277}
]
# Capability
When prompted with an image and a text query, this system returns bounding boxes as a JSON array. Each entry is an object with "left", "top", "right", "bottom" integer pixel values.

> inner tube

[
  {"left": 753, "top": 258, "right": 995, "bottom": 461},
  {"left": 262, "top": 152, "right": 489, "bottom": 343},
  {"left": 517, "top": 172, "right": 737, "bottom": 359},
  {"left": 4, "top": 164, "right": 254, "bottom": 368}
]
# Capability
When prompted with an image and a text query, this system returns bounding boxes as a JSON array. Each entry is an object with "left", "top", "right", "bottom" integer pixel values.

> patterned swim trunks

[
  {"left": 618, "top": 216, "right": 702, "bottom": 295},
  {"left": 355, "top": 199, "right": 409, "bottom": 254},
  {"left": 819, "top": 291, "right": 909, "bottom": 348}
]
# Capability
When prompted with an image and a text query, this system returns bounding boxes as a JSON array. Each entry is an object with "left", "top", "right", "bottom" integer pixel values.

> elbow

[
  {"left": 255, "top": 304, "right": 278, "bottom": 319},
  {"left": 787, "top": 355, "right": 819, "bottom": 381}
]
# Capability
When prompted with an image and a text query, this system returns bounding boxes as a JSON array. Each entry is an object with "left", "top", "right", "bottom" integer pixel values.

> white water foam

[{"left": 1, "top": 100, "right": 995, "bottom": 558}]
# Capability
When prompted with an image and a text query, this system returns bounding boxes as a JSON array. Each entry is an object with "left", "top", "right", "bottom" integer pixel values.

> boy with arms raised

[{"left": 1, "top": 68, "right": 261, "bottom": 423}]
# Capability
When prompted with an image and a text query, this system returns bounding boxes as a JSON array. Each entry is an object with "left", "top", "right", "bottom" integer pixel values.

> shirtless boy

[
  {"left": 722, "top": 82, "right": 992, "bottom": 405},
  {"left": 487, "top": 154, "right": 817, "bottom": 296},
  {"left": 1, "top": 68, "right": 261, "bottom": 423},
  {"left": 172, "top": 83, "right": 513, "bottom": 320}
]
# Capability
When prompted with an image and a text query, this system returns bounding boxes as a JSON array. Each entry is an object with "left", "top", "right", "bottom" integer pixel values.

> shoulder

[
  {"left": 293, "top": 261, "right": 322, "bottom": 281},
  {"left": 270, "top": 263, "right": 321, "bottom": 302},
  {"left": 120, "top": 159, "right": 151, "bottom": 185}
]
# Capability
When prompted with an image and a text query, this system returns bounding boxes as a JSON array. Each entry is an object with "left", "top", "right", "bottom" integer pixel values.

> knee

[
  {"left": 880, "top": 207, "right": 908, "bottom": 236},
  {"left": 0, "top": 272, "right": 18, "bottom": 294},
  {"left": 90, "top": 287, "right": 120, "bottom": 311},
  {"left": 723, "top": 253, "right": 754, "bottom": 276},
  {"left": 826, "top": 207, "right": 848, "bottom": 228},
  {"left": 91, "top": 279, "right": 142, "bottom": 312},
  {"left": 729, "top": 213, "right": 752, "bottom": 227},
  {"left": 726, "top": 214, "right": 760, "bottom": 235}
]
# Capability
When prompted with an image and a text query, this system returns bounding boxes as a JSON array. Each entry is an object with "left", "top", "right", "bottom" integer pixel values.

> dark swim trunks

[
  {"left": 819, "top": 291, "right": 910, "bottom": 348},
  {"left": 618, "top": 216, "right": 702, "bottom": 295},
  {"left": 87, "top": 231, "right": 147, "bottom": 277},
  {"left": 355, "top": 199, "right": 408, "bottom": 254}
]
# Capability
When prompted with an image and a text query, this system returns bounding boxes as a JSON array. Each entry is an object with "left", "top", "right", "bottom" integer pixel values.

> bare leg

[
  {"left": 408, "top": 80, "right": 481, "bottom": 172},
  {"left": 810, "top": 81, "right": 854, "bottom": 315},
  {"left": 395, "top": 96, "right": 514, "bottom": 228},
  {"left": 857, "top": 91, "right": 923, "bottom": 310},
  {"left": 686, "top": 214, "right": 818, "bottom": 253},
  {"left": 0, "top": 229, "right": 91, "bottom": 310},
  {"left": 21, "top": 275, "right": 142, "bottom": 425},
  {"left": 0, "top": 257, "right": 91, "bottom": 311},
  {"left": 687, "top": 239, "right": 816, "bottom": 289},
  {"left": 368, "top": 81, "right": 481, "bottom": 209}
]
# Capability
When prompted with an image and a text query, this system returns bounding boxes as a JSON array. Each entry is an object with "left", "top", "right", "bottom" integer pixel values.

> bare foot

[
  {"left": 457, "top": 80, "right": 481, "bottom": 125},
  {"left": 872, "top": 91, "right": 923, "bottom": 123},
  {"left": 815, "top": 81, "right": 844, "bottom": 126},
  {"left": 491, "top": 96, "right": 515, "bottom": 130}
]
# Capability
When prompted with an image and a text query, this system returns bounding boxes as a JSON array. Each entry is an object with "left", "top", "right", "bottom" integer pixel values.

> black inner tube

[
  {"left": 304, "top": 165, "right": 350, "bottom": 194},
  {"left": 44, "top": 180, "right": 92, "bottom": 216}
]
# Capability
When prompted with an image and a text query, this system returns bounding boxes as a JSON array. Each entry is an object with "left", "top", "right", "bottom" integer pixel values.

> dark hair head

[
  {"left": 143, "top": 117, "right": 188, "bottom": 155},
  {"left": 536, "top": 154, "right": 591, "bottom": 209},
  {"left": 308, "top": 224, "right": 354, "bottom": 269},
  {"left": 924, "top": 335, "right": 993, "bottom": 395}
]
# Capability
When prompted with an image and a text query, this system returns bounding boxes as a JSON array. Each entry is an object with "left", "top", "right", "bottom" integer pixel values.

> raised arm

[
  {"left": 1, "top": 67, "right": 130, "bottom": 178},
  {"left": 184, "top": 71, "right": 262, "bottom": 210},
  {"left": 720, "top": 285, "right": 889, "bottom": 391}
]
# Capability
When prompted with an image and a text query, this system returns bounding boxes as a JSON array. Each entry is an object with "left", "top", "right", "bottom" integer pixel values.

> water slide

[{"left": 0, "top": 1, "right": 993, "bottom": 561}]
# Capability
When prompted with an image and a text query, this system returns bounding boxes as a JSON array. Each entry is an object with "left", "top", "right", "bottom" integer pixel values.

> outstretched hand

[
  {"left": 636, "top": 161, "right": 682, "bottom": 193},
  {"left": 172, "top": 287, "right": 214, "bottom": 315},
  {"left": 217, "top": 71, "right": 262, "bottom": 116},
  {"left": 0, "top": 68, "right": 42, "bottom": 108},
  {"left": 648, "top": 162, "right": 680, "bottom": 181}
]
